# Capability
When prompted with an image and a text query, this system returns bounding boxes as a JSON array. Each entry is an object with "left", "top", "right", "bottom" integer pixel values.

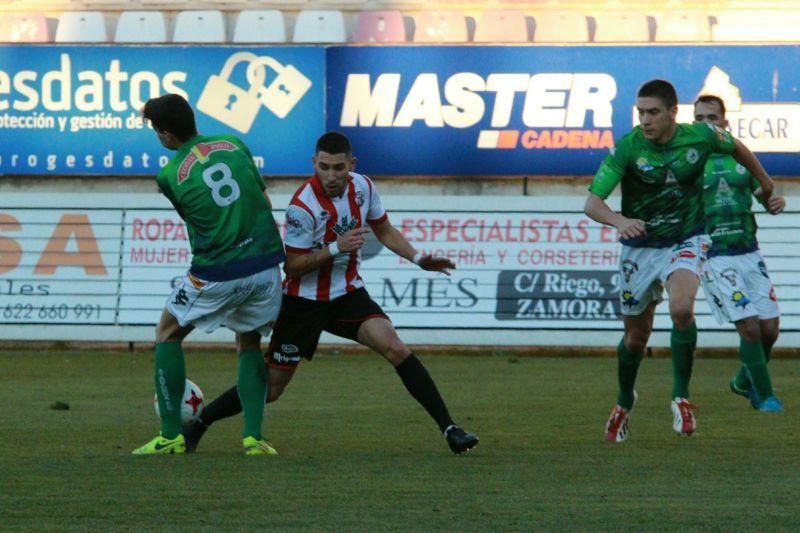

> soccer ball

[{"left": 153, "top": 378, "right": 204, "bottom": 426}]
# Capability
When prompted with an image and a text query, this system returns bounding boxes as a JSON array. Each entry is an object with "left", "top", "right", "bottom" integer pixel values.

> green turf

[{"left": 1, "top": 350, "right": 798, "bottom": 531}]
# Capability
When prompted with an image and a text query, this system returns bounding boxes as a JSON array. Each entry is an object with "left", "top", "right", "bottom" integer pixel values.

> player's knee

[
  {"left": 382, "top": 338, "right": 411, "bottom": 365},
  {"left": 737, "top": 318, "right": 762, "bottom": 343},
  {"left": 237, "top": 331, "right": 261, "bottom": 351},
  {"left": 624, "top": 333, "right": 648, "bottom": 354},
  {"left": 155, "top": 326, "right": 181, "bottom": 344},
  {"left": 669, "top": 304, "right": 694, "bottom": 330},
  {"left": 762, "top": 330, "right": 779, "bottom": 349},
  {"left": 761, "top": 322, "right": 780, "bottom": 348}
]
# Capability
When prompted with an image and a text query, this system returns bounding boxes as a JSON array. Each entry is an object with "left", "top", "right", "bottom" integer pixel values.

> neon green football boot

[
  {"left": 243, "top": 436, "right": 278, "bottom": 456},
  {"left": 132, "top": 433, "right": 186, "bottom": 455}
]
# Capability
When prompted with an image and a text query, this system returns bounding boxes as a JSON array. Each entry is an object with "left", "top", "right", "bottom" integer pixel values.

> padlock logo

[
  {"left": 246, "top": 56, "right": 313, "bottom": 119},
  {"left": 196, "top": 52, "right": 266, "bottom": 134}
]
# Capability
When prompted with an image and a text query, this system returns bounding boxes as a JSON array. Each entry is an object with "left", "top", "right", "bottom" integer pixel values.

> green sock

[
  {"left": 733, "top": 365, "right": 750, "bottom": 390},
  {"left": 617, "top": 338, "right": 642, "bottom": 410},
  {"left": 734, "top": 341, "right": 773, "bottom": 389},
  {"left": 154, "top": 342, "right": 186, "bottom": 439},
  {"left": 671, "top": 321, "right": 697, "bottom": 399},
  {"left": 740, "top": 339, "right": 773, "bottom": 400},
  {"left": 237, "top": 348, "right": 267, "bottom": 440}
]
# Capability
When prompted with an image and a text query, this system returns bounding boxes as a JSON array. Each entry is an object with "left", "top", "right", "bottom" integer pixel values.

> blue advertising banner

[
  {"left": 0, "top": 46, "right": 324, "bottom": 175},
  {"left": 326, "top": 45, "right": 800, "bottom": 176}
]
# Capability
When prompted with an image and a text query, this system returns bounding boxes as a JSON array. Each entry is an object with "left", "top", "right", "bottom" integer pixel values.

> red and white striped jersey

[{"left": 283, "top": 172, "right": 388, "bottom": 301}]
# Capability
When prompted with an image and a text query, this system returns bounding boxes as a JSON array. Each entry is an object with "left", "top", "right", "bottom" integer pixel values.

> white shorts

[
  {"left": 166, "top": 266, "right": 282, "bottom": 336},
  {"left": 700, "top": 251, "right": 779, "bottom": 324},
  {"left": 619, "top": 235, "right": 707, "bottom": 316}
]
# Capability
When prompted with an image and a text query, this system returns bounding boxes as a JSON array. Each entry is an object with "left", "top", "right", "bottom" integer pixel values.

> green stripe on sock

[
  {"left": 740, "top": 339, "right": 773, "bottom": 400},
  {"left": 736, "top": 341, "right": 772, "bottom": 390},
  {"left": 154, "top": 342, "right": 186, "bottom": 439}
]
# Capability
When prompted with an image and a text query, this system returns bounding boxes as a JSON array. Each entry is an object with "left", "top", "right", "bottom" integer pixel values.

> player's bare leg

[
  {"left": 760, "top": 317, "right": 780, "bottom": 355},
  {"left": 357, "top": 317, "right": 479, "bottom": 454}
]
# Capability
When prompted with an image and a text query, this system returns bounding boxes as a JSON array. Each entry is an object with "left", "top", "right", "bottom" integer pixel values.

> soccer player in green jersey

[
  {"left": 694, "top": 94, "right": 785, "bottom": 413},
  {"left": 132, "top": 94, "right": 285, "bottom": 456},
  {"left": 585, "top": 80, "right": 775, "bottom": 442}
]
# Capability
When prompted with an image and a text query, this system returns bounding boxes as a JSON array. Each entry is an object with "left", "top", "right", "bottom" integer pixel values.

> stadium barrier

[{"left": 1, "top": 192, "right": 798, "bottom": 348}]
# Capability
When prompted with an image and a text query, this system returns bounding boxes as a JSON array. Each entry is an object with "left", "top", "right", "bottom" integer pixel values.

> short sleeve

[
  {"left": 284, "top": 204, "right": 315, "bottom": 254},
  {"left": 364, "top": 176, "right": 388, "bottom": 225},
  {"left": 700, "top": 122, "right": 736, "bottom": 155},
  {"left": 588, "top": 141, "right": 627, "bottom": 199}
]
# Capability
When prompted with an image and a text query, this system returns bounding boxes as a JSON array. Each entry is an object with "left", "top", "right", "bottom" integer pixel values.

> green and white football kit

[
  {"left": 700, "top": 155, "right": 779, "bottom": 324},
  {"left": 590, "top": 122, "right": 736, "bottom": 316},
  {"left": 594, "top": 121, "right": 739, "bottom": 441},
  {"left": 698, "top": 153, "right": 781, "bottom": 409},
  {"left": 157, "top": 135, "right": 285, "bottom": 334}
]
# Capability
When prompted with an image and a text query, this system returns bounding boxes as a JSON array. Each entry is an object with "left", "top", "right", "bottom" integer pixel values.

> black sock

[
  {"left": 199, "top": 386, "right": 243, "bottom": 426},
  {"left": 395, "top": 354, "right": 455, "bottom": 433}
]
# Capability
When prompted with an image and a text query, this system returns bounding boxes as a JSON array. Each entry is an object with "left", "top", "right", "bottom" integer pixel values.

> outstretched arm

[{"left": 370, "top": 218, "right": 455, "bottom": 275}]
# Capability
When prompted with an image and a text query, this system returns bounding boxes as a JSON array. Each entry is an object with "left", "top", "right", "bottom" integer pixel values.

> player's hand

[
  {"left": 614, "top": 217, "right": 647, "bottom": 240},
  {"left": 767, "top": 195, "right": 786, "bottom": 215},
  {"left": 337, "top": 227, "right": 370, "bottom": 253},
  {"left": 417, "top": 255, "right": 456, "bottom": 276},
  {"left": 753, "top": 181, "right": 775, "bottom": 202}
]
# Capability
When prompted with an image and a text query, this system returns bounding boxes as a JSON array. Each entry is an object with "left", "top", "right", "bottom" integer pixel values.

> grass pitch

[{"left": 1, "top": 349, "right": 798, "bottom": 531}]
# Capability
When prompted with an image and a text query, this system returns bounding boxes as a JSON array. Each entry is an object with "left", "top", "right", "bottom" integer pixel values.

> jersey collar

[{"left": 310, "top": 173, "right": 354, "bottom": 200}]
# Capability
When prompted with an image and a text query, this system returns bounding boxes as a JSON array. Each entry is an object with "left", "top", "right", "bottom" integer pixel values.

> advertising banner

[
  {"left": 0, "top": 208, "right": 121, "bottom": 324},
  {"left": 0, "top": 46, "right": 325, "bottom": 175},
  {"left": 1, "top": 194, "right": 798, "bottom": 345},
  {"left": 327, "top": 45, "right": 800, "bottom": 175}
]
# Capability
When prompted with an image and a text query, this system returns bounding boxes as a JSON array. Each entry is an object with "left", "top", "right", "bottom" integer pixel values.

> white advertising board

[{"left": 0, "top": 193, "right": 797, "bottom": 347}]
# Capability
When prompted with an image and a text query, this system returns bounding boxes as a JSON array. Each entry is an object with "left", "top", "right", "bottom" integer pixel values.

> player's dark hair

[
  {"left": 637, "top": 79, "right": 678, "bottom": 109},
  {"left": 142, "top": 94, "right": 198, "bottom": 141},
  {"left": 694, "top": 94, "right": 727, "bottom": 116},
  {"left": 315, "top": 131, "right": 352, "bottom": 156}
]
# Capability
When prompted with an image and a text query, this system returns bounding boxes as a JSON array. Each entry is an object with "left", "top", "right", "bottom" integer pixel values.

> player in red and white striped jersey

[
  {"left": 187, "top": 132, "right": 479, "bottom": 455},
  {"left": 282, "top": 157, "right": 386, "bottom": 301}
]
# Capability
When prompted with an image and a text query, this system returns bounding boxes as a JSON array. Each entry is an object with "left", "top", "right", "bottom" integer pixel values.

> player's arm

[
  {"left": 584, "top": 193, "right": 645, "bottom": 240},
  {"left": 584, "top": 143, "right": 646, "bottom": 240},
  {"left": 751, "top": 177, "right": 785, "bottom": 214},
  {"left": 732, "top": 138, "right": 774, "bottom": 201},
  {"left": 370, "top": 218, "right": 455, "bottom": 275},
  {"left": 284, "top": 227, "right": 370, "bottom": 277}
]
